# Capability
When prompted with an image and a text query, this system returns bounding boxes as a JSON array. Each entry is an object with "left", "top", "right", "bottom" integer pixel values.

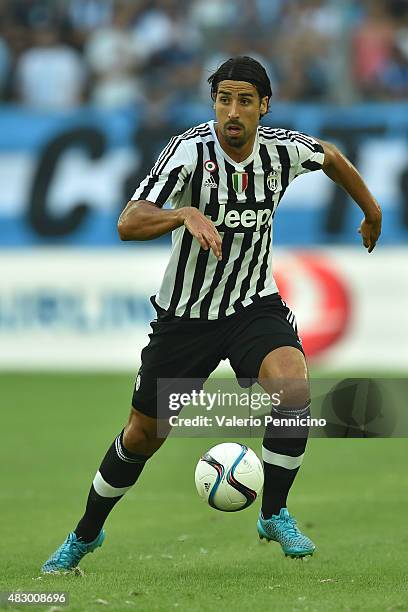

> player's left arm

[{"left": 317, "top": 139, "right": 382, "bottom": 253}]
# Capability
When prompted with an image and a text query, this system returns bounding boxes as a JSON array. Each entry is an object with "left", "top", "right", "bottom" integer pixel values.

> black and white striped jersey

[{"left": 132, "top": 120, "right": 324, "bottom": 320}]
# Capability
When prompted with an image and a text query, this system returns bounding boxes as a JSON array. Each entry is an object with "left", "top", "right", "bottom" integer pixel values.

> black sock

[
  {"left": 261, "top": 403, "right": 310, "bottom": 519},
  {"left": 74, "top": 431, "right": 150, "bottom": 542}
]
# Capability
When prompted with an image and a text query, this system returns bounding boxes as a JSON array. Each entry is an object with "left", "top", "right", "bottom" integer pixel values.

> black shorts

[{"left": 132, "top": 293, "right": 304, "bottom": 418}]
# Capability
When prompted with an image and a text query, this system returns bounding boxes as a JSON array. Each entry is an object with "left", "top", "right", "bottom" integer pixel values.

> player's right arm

[
  {"left": 118, "top": 136, "right": 222, "bottom": 260},
  {"left": 118, "top": 200, "right": 222, "bottom": 261}
]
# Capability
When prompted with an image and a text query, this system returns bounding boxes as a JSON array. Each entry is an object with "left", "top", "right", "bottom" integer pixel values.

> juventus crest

[{"left": 267, "top": 169, "right": 278, "bottom": 192}]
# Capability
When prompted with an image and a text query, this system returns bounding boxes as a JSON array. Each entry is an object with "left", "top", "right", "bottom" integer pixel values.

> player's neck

[{"left": 215, "top": 126, "right": 257, "bottom": 163}]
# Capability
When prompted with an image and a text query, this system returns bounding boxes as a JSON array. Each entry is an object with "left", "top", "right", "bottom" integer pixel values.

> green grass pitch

[{"left": 0, "top": 373, "right": 407, "bottom": 612}]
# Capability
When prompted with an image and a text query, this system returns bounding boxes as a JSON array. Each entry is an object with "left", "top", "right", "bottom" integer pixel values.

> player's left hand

[{"left": 358, "top": 213, "right": 382, "bottom": 253}]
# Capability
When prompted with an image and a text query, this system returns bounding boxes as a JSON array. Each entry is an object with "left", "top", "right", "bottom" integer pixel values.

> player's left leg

[
  {"left": 258, "top": 346, "right": 310, "bottom": 520},
  {"left": 226, "top": 294, "right": 315, "bottom": 558},
  {"left": 256, "top": 346, "right": 315, "bottom": 557}
]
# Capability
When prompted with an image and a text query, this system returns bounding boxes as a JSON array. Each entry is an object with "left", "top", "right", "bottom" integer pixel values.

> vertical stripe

[
  {"left": 192, "top": 142, "right": 204, "bottom": 207},
  {"left": 256, "top": 144, "right": 275, "bottom": 291},
  {"left": 233, "top": 230, "right": 265, "bottom": 312},
  {"left": 199, "top": 233, "right": 234, "bottom": 319},
  {"left": 225, "top": 159, "right": 238, "bottom": 205},
  {"left": 257, "top": 144, "right": 274, "bottom": 292},
  {"left": 217, "top": 160, "right": 256, "bottom": 317},
  {"left": 273, "top": 145, "right": 290, "bottom": 217},
  {"left": 218, "top": 233, "right": 252, "bottom": 317},
  {"left": 259, "top": 144, "right": 274, "bottom": 208},
  {"left": 200, "top": 159, "right": 237, "bottom": 318},
  {"left": 154, "top": 165, "right": 184, "bottom": 206},
  {"left": 181, "top": 252, "right": 210, "bottom": 316},
  {"left": 168, "top": 143, "right": 203, "bottom": 313},
  {"left": 243, "top": 224, "right": 270, "bottom": 303},
  {"left": 181, "top": 142, "right": 219, "bottom": 316},
  {"left": 262, "top": 228, "right": 275, "bottom": 297},
  {"left": 226, "top": 233, "right": 257, "bottom": 315},
  {"left": 199, "top": 159, "right": 237, "bottom": 318},
  {"left": 226, "top": 148, "right": 264, "bottom": 315},
  {"left": 203, "top": 141, "right": 221, "bottom": 219},
  {"left": 256, "top": 225, "right": 272, "bottom": 293},
  {"left": 156, "top": 226, "right": 186, "bottom": 307},
  {"left": 244, "top": 160, "right": 256, "bottom": 202},
  {"left": 233, "top": 146, "right": 274, "bottom": 308},
  {"left": 167, "top": 230, "right": 194, "bottom": 313}
]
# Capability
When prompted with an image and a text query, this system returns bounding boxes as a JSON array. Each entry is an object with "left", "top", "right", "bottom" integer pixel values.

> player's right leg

[
  {"left": 41, "top": 312, "right": 223, "bottom": 573},
  {"left": 41, "top": 407, "right": 169, "bottom": 574}
]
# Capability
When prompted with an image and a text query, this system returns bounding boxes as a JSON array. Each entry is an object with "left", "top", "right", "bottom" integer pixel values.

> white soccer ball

[{"left": 195, "top": 442, "right": 264, "bottom": 512}]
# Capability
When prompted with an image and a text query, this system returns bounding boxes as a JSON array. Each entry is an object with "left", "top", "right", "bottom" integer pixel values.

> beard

[
  {"left": 223, "top": 133, "right": 247, "bottom": 147},
  {"left": 222, "top": 122, "right": 248, "bottom": 148}
]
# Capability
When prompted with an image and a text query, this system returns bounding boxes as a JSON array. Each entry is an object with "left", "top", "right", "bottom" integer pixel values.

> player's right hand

[{"left": 181, "top": 208, "right": 222, "bottom": 261}]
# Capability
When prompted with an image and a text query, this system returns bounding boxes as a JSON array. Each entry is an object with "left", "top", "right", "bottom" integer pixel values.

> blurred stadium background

[
  {"left": 1, "top": 3, "right": 408, "bottom": 608},
  {"left": 0, "top": 0, "right": 407, "bottom": 373}
]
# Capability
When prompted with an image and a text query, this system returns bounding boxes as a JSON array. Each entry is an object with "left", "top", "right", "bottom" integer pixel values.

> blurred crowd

[{"left": 0, "top": 0, "right": 407, "bottom": 111}]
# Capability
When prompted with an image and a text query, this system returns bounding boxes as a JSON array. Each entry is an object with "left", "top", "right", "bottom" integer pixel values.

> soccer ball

[{"left": 194, "top": 442, "right": 264, "bottom": 512}]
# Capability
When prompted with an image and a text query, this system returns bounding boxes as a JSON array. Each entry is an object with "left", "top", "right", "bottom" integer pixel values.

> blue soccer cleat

[
  {"left": 41, "top": 530, "right": 105, "bottom": 573},
  {"left": 257, "top": 508, "right": 315, "bottom": 558}
]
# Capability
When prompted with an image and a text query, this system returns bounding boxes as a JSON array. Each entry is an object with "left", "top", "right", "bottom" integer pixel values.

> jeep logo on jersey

[
  {"left": 232, "top": 172, "right": 248, "bottom": 193},
  {"left": 210, "top": 205, "right": 272, "bottom": 232},
  {"left": 267, "top": 169, "right": 278, "bottom": 192}
]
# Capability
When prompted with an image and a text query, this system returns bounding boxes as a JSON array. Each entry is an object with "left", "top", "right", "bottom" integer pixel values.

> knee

[
  {"left": 122, "top": 409, "right": 167, "bottom": 456},
  {"left": 262, "top": 379, "right": 310, "bottom": 409},
  {"left": 277, "top": 379, "right": 310, "bottom": 409},
  {"left": 259, "top": 347, "right": 310, "bottom": 409}
]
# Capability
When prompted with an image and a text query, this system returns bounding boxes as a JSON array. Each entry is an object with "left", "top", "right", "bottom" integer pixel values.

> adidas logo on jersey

[
  {"left": 204, "top": 174, "right": 217, "bottom": 189},
  {"left": 210, "top": 205, "right": 272, "bottom": 232}
]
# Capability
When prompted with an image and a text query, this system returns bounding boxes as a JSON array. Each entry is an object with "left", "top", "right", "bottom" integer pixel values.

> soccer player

[{"left": 41, "top": 56, "right": 381, "bottom": 572}]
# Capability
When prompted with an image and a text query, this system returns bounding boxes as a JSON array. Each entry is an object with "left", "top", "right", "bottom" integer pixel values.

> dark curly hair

[{"left": 208, "top": 56, "right": 272, "bottom": 116}]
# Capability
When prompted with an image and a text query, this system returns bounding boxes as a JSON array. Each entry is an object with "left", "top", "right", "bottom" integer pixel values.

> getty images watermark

[
  {"left": 155, "top": 381, "right": 327, "bottom": 437},
  {"left": 168, "top": 388, "right": 281, "bottom": 411},
  {"left": 155, "top": 377, "right": 408, "bottom": 438},
  {"left": 167, "top": 389, "right": 326, "bottom": 429}
]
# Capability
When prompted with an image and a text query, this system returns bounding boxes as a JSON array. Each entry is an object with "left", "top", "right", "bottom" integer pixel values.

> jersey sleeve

[
  {"left": 288, "top": 131, "right": 325, "bottom": 177},
  {"left": 131, "top": 138, "right": 194, "bottom": 207}
]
